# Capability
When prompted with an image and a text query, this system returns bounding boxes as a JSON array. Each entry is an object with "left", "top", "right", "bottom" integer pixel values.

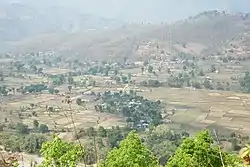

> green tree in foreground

[
  {"left": 100, "top": 130, "right": 158, "bottom": 167},
  {"left": 166, "top": 130, "right": 241, "bottom": 167},
  {"left": 239, "top": 144, "right": 250, "bottom": 165},
  {"left": 40, "top": 135, "right": 84, "bottom": 167}
]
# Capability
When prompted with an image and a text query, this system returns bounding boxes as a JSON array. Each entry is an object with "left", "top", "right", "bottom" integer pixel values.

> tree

[
  {"left": 141, "top": 66, "right": 145, "bottom": 74},
  {"left": 39, "top": 124, "right": 49, "bottom": 133},
  {"left": 48, "top": 88, "right": 55, "bottom": 94},
  {"left": 166, "top": 130, "right": 241, "bottom": 167},
  {"left": 54, "top": 89, "right": 59, "bottom": 94},
  {"left": 0, "top": 124, "right": 4, "bottom": 131},
  {"left": 204, "top": 79, "right": 213, "bottom": 90},
  {"left": 40, "top": 135, "right": 83, "bottom": 167},
  {"left": 183, "top": 65, "right": 187, "bottom": 71},
  {"left": 152, "top": 140, "right": 176, "bottom": 166},
  {"left": 68, "top": 76, "right": 74, "bottom": 85},
  {"left": 16, "top": 123, "right": 29, "bottom": 134},
  {"left": 148, "top": 65, "right": 154, "bottom": 73},
  {"left": 98, "top": 126, "right": 107, "bottom": 137},
  {"left": 128, "top": 73, "right": 132, "bottom": 81},
  {"left": 48, "top": 106, "right": 54, "bottom": 113},
  {"left": 92, "top": 80, "right": 96, "bottom": 87},
  {"left": 192, "top": 81, "right": 202, "bottom": 89},
  {"left": 145, "top": 125, "right": 180, "bottom": 166},
  {"left": 86, "top": 127, "right": 96, "bottom": 137},
  {"left": 240, "top": 72, "right": 250, "bottom": 92},
  {"left": 114, "top": 69, "right": 119, "bottom": 76},
  {"left": 121, "top": 76, "right": 128, "bottom": 84},
  {"left": 30, "top": 103, "right": 35, "bottom": 108},
  {"left": 38, "top": 68, "right": 43, "bottom": 74},
  {"left": 33, "top": 120, "right": 39, "bottom": 129},
  {"left": 100, "top": 130, "right": 158, "bottom": 167},
  {"left": 22, "top": 134, "right": 46, "bottom": 154},
  {"left": 240, "top": 144, "right": 250, "bottom": 165},
  {"left": 68, "top": 85, "right": 73, "bottom": 93},
  {"left": 210, "top": 64, "right": 216, "bottom": 73},
  {"left": 30, "top": 65, "right": 38, "bottom": 73},
  {"left": 76, "top": 98, "right": 82, "bottom": 105}
]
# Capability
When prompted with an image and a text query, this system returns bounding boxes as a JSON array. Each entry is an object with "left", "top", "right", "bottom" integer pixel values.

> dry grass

[
  {"left": 43, "top": 68, "right": 71, "bottom": 75},
  {"left": 139, "top": 87, "right": 250, "bottom": 134},
  {"left": 0, "top": 59, "right": 13, "bottom": 63}
]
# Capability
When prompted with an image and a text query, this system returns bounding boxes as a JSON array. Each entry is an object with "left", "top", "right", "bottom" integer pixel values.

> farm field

[{"left": 139, "top": 87, "right": 250, "bottom": 134}]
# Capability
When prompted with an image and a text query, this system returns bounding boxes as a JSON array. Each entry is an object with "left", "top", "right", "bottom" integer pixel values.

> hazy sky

[{"left": 2, "top": 0, "right": 250, "bottom": 22}]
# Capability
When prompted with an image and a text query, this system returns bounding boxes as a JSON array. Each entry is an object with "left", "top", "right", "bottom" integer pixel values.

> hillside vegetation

[{"left": 2, "top": 11, "right": 250, "bottom": 62}]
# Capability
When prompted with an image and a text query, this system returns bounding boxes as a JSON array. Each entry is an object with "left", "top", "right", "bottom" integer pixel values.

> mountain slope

[
  {"left": 2, "top": 11, "right": 250, "bottom": 61},
  {"left": 0, "top": 0, "right": 123, "bottom": 42}
]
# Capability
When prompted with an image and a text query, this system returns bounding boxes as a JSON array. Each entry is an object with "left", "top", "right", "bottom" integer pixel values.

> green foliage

[
  {"left": 167, "top": 74, "right": 185, "bottom": 88},
  {"left": 68, "top": 76, "right": 74, "bottom": 84},
  {"left": 98, "top": 91, "right": 162, "bottom": 126},
  {"left": 98, "top": 126, "right": 107, "bottom": 137},
  {"left": 54, "top": 89, "right": 59, "bottom": 94},
  {"left": 240, "top": 72, "right": 250, "bottom": 92},
  {"left": 114, "top": 69, "right": 119, "bottom": 75},
  {"left": 33, "top": 120, "right": 39, "bottom": 129},
  {"left": 121, "top": 75, "right": 128, "bottom": 84},
  {"left": 0, "top": 85, "right": 8, "bottom": 95},
  {"left": 87, "top": 66, "right": 99, "bottom": 75},
  {"left": 86, "top": 127, "right": 96, "bottom": 137},
  {"left": 23, "top": 84, "right": 47, "bottom": 93},
  {"left": 192, "top": 81, "right": 202, "bottom": 89},
  {"left": 68, "top": 85, "right": 73, "bottom": 92},
  {"left": 1, "top": 133, "right": 47, "bottom": 153},
  {"left": 40, "top": 135, "right": 84, "bottom": 167},
  {"left": 140, "top": 80, "right": 161, "bottom": 87},
  {"left": 211, "top": 64, "right": 217, "bottom": 73},
  {"left": 128, "top": 73, "right": 132, "bottom": 80},
  {"left": 204, "top": 78, "right": 213, "bottom": 90},
  {"left": 76, "top": 98, "right": 82, "bottom": 105},
  {"left": 39, "top": 124, "right": 49, "bottom": 133},
  {"left": 48, "top": 88, "right": 59, "bottom": 94},
  {"left": 148, "top": 65, "right": 154, "bottom": 73},
  {"left": 107, "top": 126, "right": 124, "bottom": 148},
  {"left": 145, "top": 125, "right": 186, "bottom": 166},
  {"left": 100, "top": 130, "right": 158, "bottom": 167},
  {"left": 166, "top": 130, "right": 241, "bottom": 167},
  {"left": 51, "top": 74, "right": 66, "bottom": 85},
  {"left": 21, "top": 134, "right": 47, "bottom": 154},
  {"left": 16, "top": 122, "right": 29, "bottom": 134},
  {"left": 2, "top": 134, "right": 22, "bottom": 152}
]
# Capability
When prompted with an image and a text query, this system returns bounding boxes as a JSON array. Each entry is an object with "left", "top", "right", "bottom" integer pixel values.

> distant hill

[
  {"left": 0, "top": 0, "right": 123, "bottom": 42},
  {"left": 2, "top": 10, "right": 250, "bottom": 61}
]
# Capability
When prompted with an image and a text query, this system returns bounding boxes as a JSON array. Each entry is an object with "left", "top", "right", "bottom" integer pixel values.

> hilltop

[{"left": 1, "top": 11, "right": 250, "bottom": 62}]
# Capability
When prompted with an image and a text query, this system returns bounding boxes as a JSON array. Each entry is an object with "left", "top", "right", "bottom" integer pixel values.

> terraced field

[{"left": 139, "top": 87, "right": 250, "bottom": 134}]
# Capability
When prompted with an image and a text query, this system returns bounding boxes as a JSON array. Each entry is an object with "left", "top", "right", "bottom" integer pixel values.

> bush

[
  {"left": 39, "top": 124, "right": 49, "bottom": 133},
  {"left": 76, "top": 98, "right": 82, "bottom": 105},
  {"left": 16, "top": 123, "right": 29, "bottom": 134},
  {"left": 98, "top": 126, "right": 107, "bottom": 137}
]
